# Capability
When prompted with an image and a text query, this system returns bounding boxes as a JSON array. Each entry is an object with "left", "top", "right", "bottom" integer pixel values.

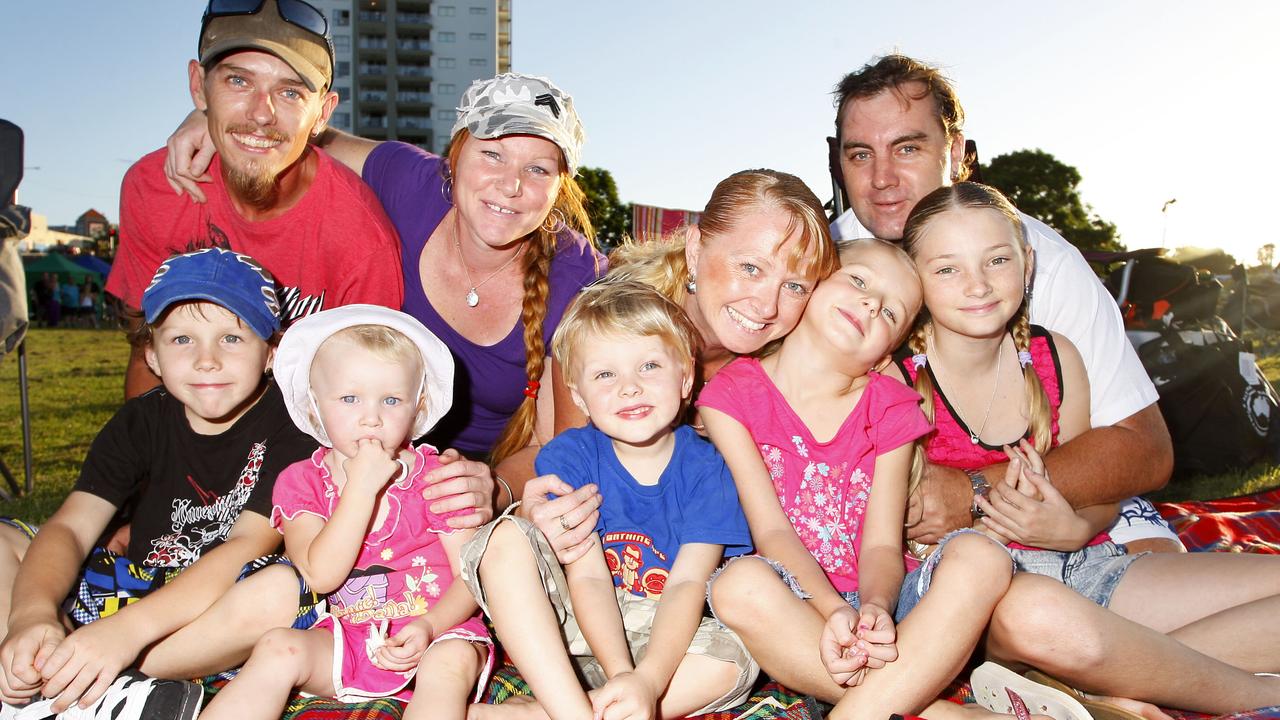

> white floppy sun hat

[{"left": 273, "top": 304, "right": 454, "bottom": 447}]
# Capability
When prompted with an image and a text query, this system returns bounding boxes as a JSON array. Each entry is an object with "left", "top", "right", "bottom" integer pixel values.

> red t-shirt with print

[{"left": 108, "top": 147, "right": 403, "bottom": 323}]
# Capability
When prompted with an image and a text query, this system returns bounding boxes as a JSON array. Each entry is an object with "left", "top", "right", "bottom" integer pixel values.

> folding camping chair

[{"left": 0, "top": 119, "right": 35, "bottom": 499}]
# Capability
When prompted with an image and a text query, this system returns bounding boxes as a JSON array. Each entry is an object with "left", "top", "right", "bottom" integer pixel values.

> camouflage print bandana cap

[{"left": 451, "top": 72, "right": 585, "bottom": 176}]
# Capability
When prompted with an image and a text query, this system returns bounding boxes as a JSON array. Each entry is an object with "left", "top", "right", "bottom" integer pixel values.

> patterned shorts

[
  {"left": 67, "top": 549, "right": 324, "bottom": 629},
  {"left": 459, "top": 513, "right": 758, "bottom": 715},
  {"left": 0, "top": 516, "right": 37, "bottom": 541}
]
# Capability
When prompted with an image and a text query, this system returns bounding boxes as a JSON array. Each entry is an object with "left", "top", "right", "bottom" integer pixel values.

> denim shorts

[
  {"left": 1009, "top": 541, "right": 1145, "bottom": 607},
  {"left": 732, "top": 528, "right": 1007, "bottom": 623}
]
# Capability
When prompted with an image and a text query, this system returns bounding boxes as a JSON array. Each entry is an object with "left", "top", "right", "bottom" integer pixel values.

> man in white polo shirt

[{"left": 830, "top": 54, "right": 1179, "bottom": 552}]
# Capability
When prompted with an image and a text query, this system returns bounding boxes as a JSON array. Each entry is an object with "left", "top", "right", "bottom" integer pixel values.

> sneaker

[
  {"left": 0, "top": 698, "right": 53, "bottom": 720},
  {"left": 1, "top": 671, "right": 203, "bottom": 720}
]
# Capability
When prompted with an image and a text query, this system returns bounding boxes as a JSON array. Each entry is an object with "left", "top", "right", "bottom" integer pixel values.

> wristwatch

[{"left": 967, "top": 469, "right": 991, "bottom": 519}]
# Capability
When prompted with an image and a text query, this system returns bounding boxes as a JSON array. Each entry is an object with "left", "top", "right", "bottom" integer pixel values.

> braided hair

[{"left": 443, "top": 129, "right": 597, "bottom": 465}]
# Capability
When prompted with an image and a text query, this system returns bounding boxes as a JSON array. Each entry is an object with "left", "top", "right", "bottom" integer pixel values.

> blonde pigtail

[
  {"left": 906, "top": 322, "right": 934, "bottom": 505},
  {"left": 1012, "top": 309, "right": 1052, "bottom": 454}
]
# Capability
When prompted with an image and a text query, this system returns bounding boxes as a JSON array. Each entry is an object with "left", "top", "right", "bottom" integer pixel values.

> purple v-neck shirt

[{"left": 363, "top": 142, "right": 605, "bottom": 456}]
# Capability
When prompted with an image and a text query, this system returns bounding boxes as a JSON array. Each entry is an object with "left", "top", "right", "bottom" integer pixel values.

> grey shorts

[
  {"left": 459, "top": 513, "right": 758, "bottom": 715},
  {"left": 1009, "top": 541, "right": 1145, "bottom": 607}
]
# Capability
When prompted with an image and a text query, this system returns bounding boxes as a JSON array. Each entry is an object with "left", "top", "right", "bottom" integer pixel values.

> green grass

[
  {"left": 0, "top": 327, "right": 1277, "bottom": 523},
  {"left": 0, "top": 328, "right": 129, "bottom": 522}
]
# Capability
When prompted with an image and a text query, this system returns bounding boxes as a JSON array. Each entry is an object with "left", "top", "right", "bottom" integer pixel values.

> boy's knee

[
  {"left": 707, "top": 557, "right": 774, "bottom": 630},
  {"left": 478, "top": 522, "right": 533, "bottom": 573},
  {"left": 210, "top": 564, "right": 302, "bottom": 634}
]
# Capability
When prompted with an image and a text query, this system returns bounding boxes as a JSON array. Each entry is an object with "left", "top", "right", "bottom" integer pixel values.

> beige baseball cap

[{"left": 199, "top": 0, "right": 334, "bottom": 93}]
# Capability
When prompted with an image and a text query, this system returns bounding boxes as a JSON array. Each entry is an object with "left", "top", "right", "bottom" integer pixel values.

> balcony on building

[
  {"left": 358, "top": 88, "right": 388, "bottom": 109},
  {"left": 396, "top": 114, "right": 431, "bottom": 130},
  {"left": 357, "top": 34, "right": 388, "bottom": 60},
  {"left": 357, "top": 1, "right": 386, "bottom": 30},
  {"left": 358, "top": 61, "right": 388, "bottom": 77},
  {"left": 396, "top": 63, "right": 432, "bottom": 85},
  {"left": 396, "top": 10, "right": 431, "bottom": 31},
  {"left": 396, "top": 36, "right": 432, "bottom": 61},
  {"left": 396, "top": 90, "right": 432, "bottom": 109}
]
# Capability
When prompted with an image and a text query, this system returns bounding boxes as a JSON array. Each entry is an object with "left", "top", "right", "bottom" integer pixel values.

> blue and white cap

[{"left": 141, "top": 247, "right": 281, "bottom": 340}]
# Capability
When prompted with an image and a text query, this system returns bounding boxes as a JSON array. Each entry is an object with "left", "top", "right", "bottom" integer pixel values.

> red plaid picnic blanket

[{"left": 211, "top": 488, "right": 1280, "bottom": 720}]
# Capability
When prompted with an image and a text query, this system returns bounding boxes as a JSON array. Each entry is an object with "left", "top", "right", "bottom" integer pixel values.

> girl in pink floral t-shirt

[{"left": 700, "top": 240, "right": 1025, "bottom": 720}]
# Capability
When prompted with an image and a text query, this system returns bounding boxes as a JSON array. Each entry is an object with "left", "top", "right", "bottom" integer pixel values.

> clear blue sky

[{"left": 4, "top": 2, "right": 1278, "bottom": 262}]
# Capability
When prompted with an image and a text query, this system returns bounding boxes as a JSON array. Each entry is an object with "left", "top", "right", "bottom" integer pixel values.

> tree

[
  {"left": 981, "top": 149, "right": 1123, "bottom": 255},
  {"left": 575, "top": 166, "right": 631, "bottom": 253},
  {"left": 1258, "top": 243, "right": 1275, "bottom": 270}
]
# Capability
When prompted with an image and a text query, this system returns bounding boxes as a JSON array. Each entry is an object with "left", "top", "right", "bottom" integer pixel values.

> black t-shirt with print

[{"left": 75, "top": 380, "right": 314, "bottom": 567}]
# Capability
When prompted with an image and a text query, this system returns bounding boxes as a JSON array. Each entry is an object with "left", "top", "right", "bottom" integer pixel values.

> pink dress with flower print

[{"left": 699, "top": 359, "right": 931, "bottom": 594}]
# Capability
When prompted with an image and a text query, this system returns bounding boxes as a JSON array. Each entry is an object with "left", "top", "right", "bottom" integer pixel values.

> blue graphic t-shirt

[{"left": 535, "top": 424, "right": 753, "bottom": 598}]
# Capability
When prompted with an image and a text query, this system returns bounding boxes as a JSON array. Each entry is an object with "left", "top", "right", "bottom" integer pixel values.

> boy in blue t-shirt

[{"left": 460, "top": 280, "right": 757, "bottom": 720}]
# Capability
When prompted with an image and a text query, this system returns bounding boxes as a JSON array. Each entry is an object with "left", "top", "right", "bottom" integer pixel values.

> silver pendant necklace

[
  {"left": 967, "top": 341, "right": 1003, "bottom": 445},
  {"left": 453, "top": 231, "right": 523, "bottom": 308}
]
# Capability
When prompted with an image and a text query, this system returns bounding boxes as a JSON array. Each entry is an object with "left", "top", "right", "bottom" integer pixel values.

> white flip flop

[{"left": 970, "top": 662, "right": 1093, "bottom": 720}]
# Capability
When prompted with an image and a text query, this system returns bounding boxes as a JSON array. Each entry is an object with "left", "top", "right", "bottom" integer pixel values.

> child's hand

[
  {"left": 819, "top": 605, "right": 868, "bottom": 686},
  {"left": 591, "top": 671, "right": 657, "bottom": 720},
  {"left": 373, "top": 618, "right": 433, "bottom": 672},
  {"left": 37, "top": 620, "right": 141, "bottom": 713},
  {"left": 0, "top": 618, "right": 63, "bottom": 703},
  {"left": 977, "top": 442, "right": 1092, "bottom": 551},
  {"left": 342, "top": 439, "right": 404, "bottom": 496},
  {"left": 851, "top": 602, "right": 898, "bottom": 671}
]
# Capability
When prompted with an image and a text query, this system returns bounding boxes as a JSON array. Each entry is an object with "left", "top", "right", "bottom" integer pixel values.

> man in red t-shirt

[{"left": 109, "top": 0, "right": 403, "bottom": 398}]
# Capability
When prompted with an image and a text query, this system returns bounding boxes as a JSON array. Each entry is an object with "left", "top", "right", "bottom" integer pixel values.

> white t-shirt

[{"left": 832, "top": 209, "right": 1158, "bottom": 428}]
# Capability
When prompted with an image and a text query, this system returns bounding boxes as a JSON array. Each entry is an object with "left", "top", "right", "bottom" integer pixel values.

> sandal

[
  {"left": 970, "top": 662, "right": 1092, "bottom": 720},
  {"left": 1024, "top": 670, "right": 1149, "bottom": 720}
]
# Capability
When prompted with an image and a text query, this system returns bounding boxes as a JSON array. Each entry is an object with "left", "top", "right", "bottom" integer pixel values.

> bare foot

[{"left": 1082, "top": 694, "right": 1174, "bottom": 720}]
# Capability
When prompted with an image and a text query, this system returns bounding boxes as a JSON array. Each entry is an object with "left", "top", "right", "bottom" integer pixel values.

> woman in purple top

[
  {"left": 318, "top": 74, "right": 604, "bottom": 507},
  {"left": 165, "top": 73, "right": 604, "bottom": 514}
]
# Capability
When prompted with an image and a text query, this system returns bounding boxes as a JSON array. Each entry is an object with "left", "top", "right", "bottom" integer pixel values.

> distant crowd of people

[{"left": 31, "top": 271, "right": 105, "bottom": 328}]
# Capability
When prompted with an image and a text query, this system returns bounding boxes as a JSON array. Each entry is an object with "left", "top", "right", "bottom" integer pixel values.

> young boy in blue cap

[{"left": 0, "top": 248, "right": 317, "bottom": 719}]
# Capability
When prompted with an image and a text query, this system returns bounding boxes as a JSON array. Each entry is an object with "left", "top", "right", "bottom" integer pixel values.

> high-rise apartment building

[{"left": 312, "top": 0, "right": 511, "bottom": 153}]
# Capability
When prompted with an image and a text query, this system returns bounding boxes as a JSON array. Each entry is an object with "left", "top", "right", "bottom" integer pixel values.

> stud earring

[{"left": 685, "top": 274, "right": 697, "bottom": 294}]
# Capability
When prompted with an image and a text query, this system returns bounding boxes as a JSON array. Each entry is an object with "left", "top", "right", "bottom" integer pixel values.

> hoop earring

[
  {"left": 441, "top": 174, "right": 453, "bottom": 204},
  {"left": 540, "top": 208, "right": 566, "bottom": 233},
  {"left": 685, "top": 274, "right": 697, "bottom": 294}
]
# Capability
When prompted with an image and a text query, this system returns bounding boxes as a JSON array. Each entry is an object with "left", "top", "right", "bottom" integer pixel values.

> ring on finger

[{"left": 558, "top": 514, "right": 571, "bottom": 532}]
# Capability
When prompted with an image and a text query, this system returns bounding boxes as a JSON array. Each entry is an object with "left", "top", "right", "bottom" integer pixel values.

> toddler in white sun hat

[{"left": 200, "top": 305, "right": 492, "bottom": 720}]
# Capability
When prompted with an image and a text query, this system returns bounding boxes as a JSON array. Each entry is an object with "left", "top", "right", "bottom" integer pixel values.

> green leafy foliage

[
  {"left": 575, "top": 166, "right": 631, "bottom": 253},
  {"left": 982, "top": 149, "right": 1124, "bottom": 255}
]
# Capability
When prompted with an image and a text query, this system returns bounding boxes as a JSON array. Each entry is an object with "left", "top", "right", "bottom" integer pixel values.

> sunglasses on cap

[{"left": 201, "top": 0, "right": 335, "bottom": 68}]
